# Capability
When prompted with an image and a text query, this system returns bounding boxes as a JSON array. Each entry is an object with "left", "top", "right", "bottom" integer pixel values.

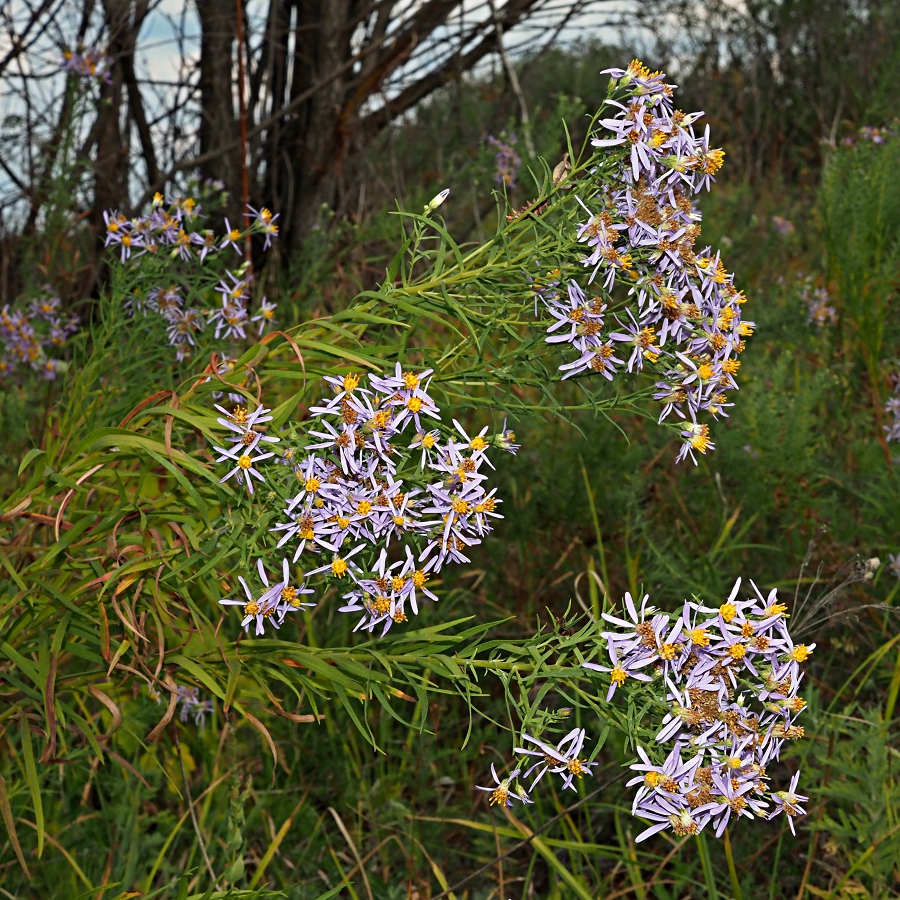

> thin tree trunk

[
  {"left": 91, "top": 0, "right": 146, "bottom": 225},
  {"left": 196, "top": 0, "right": 243, "bottom": 225}
]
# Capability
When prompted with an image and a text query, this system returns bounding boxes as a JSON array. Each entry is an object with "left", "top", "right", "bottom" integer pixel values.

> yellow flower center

[
  {"left": 690, "top": 425, "right": 712, "bottom": 453},
  {"left": 331, "top": 558, "right": 348, "bottom": 577},
  {"left": 392, "top": 576, "right": 406, "bottom": 592},
  {"left": 689, "top": 627, "right": 709, "bottom": 646},
  {"left": 402, "top": 372, "right": 419, "bottom": 389},
  {"left": 669, "top": 811, "right": 699, "bottom": 836},
  {"left": 343, "top": 373, "right": 360, "bottom": 392},
  {"left": 412, "top": 570, "right": 428, "bottom": 589},
  {"left": 451, "top": 498, "right": 471, "bottom": 515},
  {"left": 659, "top": 642, "right": 678, "bottom": 660},
  {"left": 356, "top": 500, "right": 372, "bottom": 515},
  {"left": 243, "top": 601, "right": 259, "bottom": 616},
  {"left": 719, "top": 602, "right": 737, "bottom": 622},
  {"left": 489, "top": 786, "right": 509, "bottom": 807},
  {"left": 406, "top": 397, "right": 423, "bottom": 413},
  {"left": 237, "top": 455, "right": 253, "bottom": 469},
  {"left": 789, "top": 644, "right": 812, "bottom": 662},
  {"left": 610, "top": 665, "right": 628, "bottom": 686},
  {"left": 470, "top": 436, "right": 488, "bottom": 451},
  {"left": 704, "top": 148, "right": 725, "bottom": 174},
  {"left": 626, "top": 58, "right": 652, "bottom": 79}
]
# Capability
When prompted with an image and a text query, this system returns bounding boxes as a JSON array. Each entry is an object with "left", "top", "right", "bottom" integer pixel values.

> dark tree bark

[
  {"left": 90, "top": 0, "right": 149, "bottom": 225},
  {"left": 191, "top": 0, "right": 554, "bottom": 253},
  {"left": 195, "top": 0, "right": 243, "bottom": 225},
  {"left": 1, "top": 0, "right": 617, "bottom": 252}
]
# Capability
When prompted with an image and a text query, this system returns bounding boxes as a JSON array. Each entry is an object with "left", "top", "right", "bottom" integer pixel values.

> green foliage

[
  {"left": 2, "top": 40, "right": 900, "bottom": 900},
  {"left": 820, "top": 134, "right": 900, "bottom": 381},
  {"left": 1, "top": 79, "right": 711, "bottom": 895}
]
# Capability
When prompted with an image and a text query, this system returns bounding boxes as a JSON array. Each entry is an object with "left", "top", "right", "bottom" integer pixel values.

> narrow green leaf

[
  {"left": 17, "top": 447, "right": 45, "bottom": 476},
  {"left": 0, "top": 774, "right": 30, "bottom": 879},
  {"left": 18, "top": 711, "right": 43, "bottom": 858}
]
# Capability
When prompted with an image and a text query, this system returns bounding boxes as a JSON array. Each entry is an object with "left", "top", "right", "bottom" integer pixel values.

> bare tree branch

[{"left": 0, "top": 0, "right": 59, "bottom": 78}]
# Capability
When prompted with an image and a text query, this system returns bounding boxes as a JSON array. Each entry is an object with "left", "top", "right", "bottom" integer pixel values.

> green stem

[
  {"left": 580, "top": 459, "right": 610, "bottom": 613},
  {"left": 723, "top": 827, "right": 743, "bottom": 900},
  {"left": 696, "top": 831, "right": 719, "bottom": 900},
  {"left": 884, "top": 644, "right": 900, "bottom": 721}
]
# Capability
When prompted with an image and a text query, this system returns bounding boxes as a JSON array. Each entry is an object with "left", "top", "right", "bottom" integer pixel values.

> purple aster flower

[
  {"left": 476, "top": 764, "right": 529, "bottom": 808},
  {"left": 771, "top": 215, "right": 795, "bottom": 236},
  {"left": 583, "top": 642, "right": 655, "bottom": 701},
  {"left": 766, "top": 771, "right": 807, "bottom": 835},
  {"left": 514, "top": 727, "right": 598, "bottom": 792},
  {"left": 889, "top": 553, "right": 900, "bottom": 579}
]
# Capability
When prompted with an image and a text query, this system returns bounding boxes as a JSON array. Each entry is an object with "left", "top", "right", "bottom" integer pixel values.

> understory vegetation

[{"left": 2, "top": 23, "right": 900, "bottom": 900}]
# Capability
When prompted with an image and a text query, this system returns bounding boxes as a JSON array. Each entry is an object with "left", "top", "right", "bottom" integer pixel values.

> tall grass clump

[{"left": 820, "top": 126, "right": 900, "bottom": 414}]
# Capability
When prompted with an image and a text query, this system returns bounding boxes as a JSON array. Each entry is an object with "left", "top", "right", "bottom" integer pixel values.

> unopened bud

[
  {"left": 552, "top": 153, "right": 571, "bottom": 187},
  {"left": 425, "top": 188, "right": 450, "bottom": 212}
]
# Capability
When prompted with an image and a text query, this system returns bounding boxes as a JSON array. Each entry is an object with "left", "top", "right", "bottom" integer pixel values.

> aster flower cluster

[
  {"left": 212, "top": 367, "right": 518, "bottom": 638},
  {"left": 476, "top": 726, "right": 598, "bottom": 808},
  {"left": 883, "top": 370, "right": 900, "bottom": 443},
  {"left": 0, "top": 290, "right": 79, "bottom": 382},
  {"left": 61, "top": 46, "right": 113, "bottom": 83},
  {"left": 176, "top": 685, "right": 214, "bottom": 728},
  {"left": 148, "top": 683, "right": 214, "bottom": 728},
  {"left": 842, "top": 123, "right": 898, "bottom": 147},
  {"left": 534, "top": 60, "right": 753, "bottom": 464},
  {"left": 103, "top": 195, "right": 279, "bottom": 361},
  {"left": 797, "top": 275, "right": 836, "bottom": 327},
  {"left": 477, "top": 578, "right": 812, "bottom": 839},
  {"left": 487, "top": 134, "right": 522, "bottom": 189},
  {"left": 583, "top": 578, "right": 810, "bottom": 840},
  {"left": 771, "top": 215, "right": 796, "bottom": 237}
]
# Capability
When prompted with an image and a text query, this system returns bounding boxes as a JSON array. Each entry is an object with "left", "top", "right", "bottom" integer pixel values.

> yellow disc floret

[
  {"left": 719, "top": 602, "right": 737, "bottom": 623},
  {"left": 789, "top": 644, "right": 812, "bottom": 663}
]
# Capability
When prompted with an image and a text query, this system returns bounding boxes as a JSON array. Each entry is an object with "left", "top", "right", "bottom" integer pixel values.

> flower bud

[{"left": 424, "top": 188, "right": 450, "bottom": 213}]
